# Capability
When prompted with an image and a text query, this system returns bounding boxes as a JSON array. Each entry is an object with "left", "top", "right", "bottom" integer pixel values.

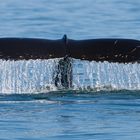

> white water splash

[
  {"left": 0, "top": 58, "right": 140, "bottom": 94},
  {"left": 0, "top": 59, "right": 60, "bottom": 94},
  {"left": 72, "top": 59, "right": 140, "bottom": 91}
]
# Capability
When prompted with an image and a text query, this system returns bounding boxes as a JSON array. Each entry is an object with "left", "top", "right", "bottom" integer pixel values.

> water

[
  {"left": 73, "top": 60, "right": 140, "bottom": 91},
  {"left": 1, "top": 59, "right": 140, "bottom": 93},
  {"left": 0, "top": 0, "right": 140, "bottom": 139},
  {"left": 0, "top": 59, "right": 59, "bottom": 93}
]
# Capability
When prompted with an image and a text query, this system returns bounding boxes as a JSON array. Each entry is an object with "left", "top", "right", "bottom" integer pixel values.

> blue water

[{"left": 0, "top": 0, "right": 140, "bottom": 139}]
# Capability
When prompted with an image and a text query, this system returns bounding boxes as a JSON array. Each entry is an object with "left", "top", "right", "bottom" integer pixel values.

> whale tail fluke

[
  {"left": 0, "top": 35, "right": 140, "bottom": 88},
  {"left": 0, "top": 35, "right": 139, "bottom": 63}
]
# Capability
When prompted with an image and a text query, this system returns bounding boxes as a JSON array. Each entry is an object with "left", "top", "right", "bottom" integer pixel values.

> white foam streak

[
  {"left": 0, "top": 59, "right": 60, "bottom": 94},
  {"left": 72, "top": 59, "right": 140, "bottom": 91},
  {"left": 0, "top": 58, "right": 140, "bottom": 94}
]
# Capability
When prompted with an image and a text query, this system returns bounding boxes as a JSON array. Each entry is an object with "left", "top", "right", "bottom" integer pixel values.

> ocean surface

[{"left": 0, "top": 0, "right": 140, "bottom": 139}]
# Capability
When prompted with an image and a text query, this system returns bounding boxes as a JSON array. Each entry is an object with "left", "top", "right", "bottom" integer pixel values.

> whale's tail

[
  {"left": 0, "top": 35, "right": 140, "bottom": 63},
  {"left": 0, "top": 35, "right": 140, "bottom": 88}
]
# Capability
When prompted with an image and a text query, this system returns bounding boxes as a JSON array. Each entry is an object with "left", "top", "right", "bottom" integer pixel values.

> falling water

[
  {"left": 72, "top": 59, "right": 140, "bottom": 91},
  {"left": 0, "top": 59, "right": 60, "bottom": 94},
  {"left": 0, "top": 58, "right": 140, "bottom": 94}
]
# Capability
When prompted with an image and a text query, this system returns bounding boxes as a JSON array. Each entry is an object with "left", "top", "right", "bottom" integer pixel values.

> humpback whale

[
  {"left": 0, "top": 35, "right": 140, "bottom": 88},
  {"left": 0, "top": 35, "right": 140, "bottom": 63}
]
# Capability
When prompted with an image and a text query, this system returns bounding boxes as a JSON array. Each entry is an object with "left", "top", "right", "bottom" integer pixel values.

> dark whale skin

[{"left": 0, "top": 35, "right": 140, "bottom": 63}]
